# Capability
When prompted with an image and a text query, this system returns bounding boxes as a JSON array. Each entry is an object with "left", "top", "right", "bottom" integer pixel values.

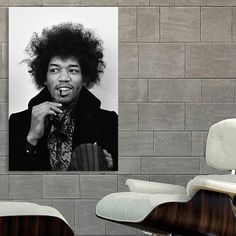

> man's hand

[
  {"left": 103, "top": 149, "right": 113, "bottom": 169},
  {"left": 27, "top": 102, "right": 62, "bottom": 145}
]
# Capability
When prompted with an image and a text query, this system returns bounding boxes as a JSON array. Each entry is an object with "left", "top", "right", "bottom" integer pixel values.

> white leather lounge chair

[{"left": 96, "top": 119, "right": 236, "bottom": 236}]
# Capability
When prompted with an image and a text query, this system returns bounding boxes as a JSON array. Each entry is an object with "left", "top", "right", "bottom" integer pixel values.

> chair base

[
  {"left": 0, "top": 215, "right": 74, "bottom": 236},
  {"left": 99, "top": 190, "right": 236, "bottom": 236}
]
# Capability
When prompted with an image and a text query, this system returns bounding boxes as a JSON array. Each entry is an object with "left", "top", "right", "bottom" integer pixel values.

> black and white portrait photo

[{"left": 9, "top": 7, "right": 118, "bottom": 171}]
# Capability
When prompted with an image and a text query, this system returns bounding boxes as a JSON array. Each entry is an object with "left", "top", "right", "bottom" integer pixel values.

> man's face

[{"left": 46, "top": 56, "right": 83, "bottom": 105}]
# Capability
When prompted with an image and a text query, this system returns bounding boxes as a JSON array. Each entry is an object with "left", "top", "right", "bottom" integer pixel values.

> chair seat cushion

[
  {"left": 126, "top": 179, "right": 186, "bottom": 194},
  {"left": 96, "top": 192, "right": 190, "bottom": 223},
  {"left": 186, "top": 175, "right": 236, "bottom": 198}
]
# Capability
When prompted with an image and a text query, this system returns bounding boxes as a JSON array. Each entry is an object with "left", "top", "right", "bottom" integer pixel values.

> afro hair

[{"left": 25, "top": 22, "right": 105, "bottom": 89}]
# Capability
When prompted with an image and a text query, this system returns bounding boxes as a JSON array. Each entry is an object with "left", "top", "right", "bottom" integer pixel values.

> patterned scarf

[{"left": 47, "top": 101, "right": 77, "bottom": 171}]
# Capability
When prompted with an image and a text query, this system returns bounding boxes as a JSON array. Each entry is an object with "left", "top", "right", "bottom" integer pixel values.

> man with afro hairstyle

[{"left": 9, "top": 22, "right": 118, "bottom": 171}]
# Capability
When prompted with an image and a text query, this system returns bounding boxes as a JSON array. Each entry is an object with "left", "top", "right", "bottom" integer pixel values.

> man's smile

[{"left": 57, "top": 87, "right": 73, "bottom": 97}]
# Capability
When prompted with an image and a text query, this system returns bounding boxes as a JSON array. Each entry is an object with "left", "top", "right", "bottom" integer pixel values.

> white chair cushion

[
  {"left": 206, "top": 118, "right": 236, "bottom": 170},
  {"left": 0, "top": 202, "right": 69, "bottom": 226},
  {"left": 96, "top": 192, "right": 190, "bottom": 223},
  {"left": 186, "top": 175, "right": 236, "bottom": 198},
  {"left": 126, "top": 179, "right": 186, "bottom": 194}
]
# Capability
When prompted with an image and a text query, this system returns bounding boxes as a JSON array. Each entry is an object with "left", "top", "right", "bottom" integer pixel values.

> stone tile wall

[{"left": 0, "top": 0, "right": 235, "bottom": 235}]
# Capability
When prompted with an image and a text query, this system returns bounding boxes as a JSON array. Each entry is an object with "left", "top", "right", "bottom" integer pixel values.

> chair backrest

[{"left": 206, "top": 119, "right": 236, "bottom": 171}]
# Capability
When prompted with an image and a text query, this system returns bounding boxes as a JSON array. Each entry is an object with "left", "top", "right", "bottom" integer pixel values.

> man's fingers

[
  {"left": 103, "top": 149, "right": 112, "bottom": 157},
  {"left": 46, "top": 102, "right": 63, "bottom": 107},
  {"left": 32, "top": 107, "right": 58, "bottom": 121},
  {"left": 33, "top": 102, "right": 63, "bottom": 116},
  {"left": 48, "top": 105, "right": 63, "bottom": 114},
  {"left": 47, "top": 110, "right": 57, "bottom": 117},
  {"left": 33, "top": 101, "right": 62, "bottom": 110}
]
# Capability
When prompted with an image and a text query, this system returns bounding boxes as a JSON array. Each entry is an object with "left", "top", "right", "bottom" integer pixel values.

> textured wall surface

[{"left": 0, "top": 0, "right": 235, "bottom": 235}]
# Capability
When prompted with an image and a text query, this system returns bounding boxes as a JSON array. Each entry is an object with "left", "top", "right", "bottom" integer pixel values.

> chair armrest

[
  {"left": 186, "top": 175, "right": 236, "bottom": 198},
  {"left": 126, "top": 179, "right": 186, "bottom": 194}
]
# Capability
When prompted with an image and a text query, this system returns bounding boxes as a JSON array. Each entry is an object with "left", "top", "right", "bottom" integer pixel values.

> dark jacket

[{"left": 9, "top": 86, "right": 118, "bottom": 171}]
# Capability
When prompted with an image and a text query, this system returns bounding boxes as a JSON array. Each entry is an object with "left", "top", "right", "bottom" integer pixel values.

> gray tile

[
  {"left": 0, "top": 45, "right": 1, "bottom": 79},
  {"left": 119, "top": 103, "right": 138, "bottom": 130},
  {"left": 186, "top": 43, "right": 213, "bottom": 78},
  {"left": 106, "top": 221, "right": 138, "bottom": 235},
  {"left": 233, "top": 8, "right": 236, "bottom": 41},
  {"left": 161, "top": 7, "right": 200, "bottom": 42},
  {"left": 118, "top": 174, "right": 149, "bottom": 192},
  {"left": 192, "top": 131, "right": 207, "bottom": 157},
  {"left": 118, "top": 0, "right": 149, "bottom": 5},
  {"left": 0, "top": 104, "right": 2, "bottom": 130},
  {"left": 141, "top": 157, "right": 200, "bottom": 174},
  {"left": 202, "top": 79, "right": 234, "bottom": 102},
  {"left": 154, "top": 132, "right": 192, "bottom": 156},
  {"left": 52, "top": 200, "right": 75, "bottom": 231},
  {"left": 9, "top": 175, "right": 43, "bottom": 198},
  {"left": 186, "top": 104, "right": 212, "bottom": 130},
  {"left": 119, "top": 79, "right": 147, "bottom": 102},
  {"left": 0, "top": 79, "right": 8, "bottom": 102},
  {"left": 175, "top": 0, "right": 206, "bottom": 6},
  {"left": 0, "top": 175, "right": 8, "bottom": 198},
  {"left": 213, "top": 44, "right": 236, "bottom": 77},
  {"left": 148, "top": 79, "right": 201, "bottom": 102},
  {"left": 201, "top": 7, "right": 231, "bottom": 42},
  {"left": 80, "top": 175, "right": 117, "bottom": 198},
  {"left": 150, "top": 0, "right": 174, "bottom": 6},
  {"left": 119, "top": 43, "right": 138, "bottom": 78},
  {"left": 175, "top": 175, "right": 195, "bottom": 186},
  {"left": 118, "top": 157, "right": 141, "bottom": 174},
  {"left": 150, "top": 175, "right": 175, "bottom": 184},
  {"left": 200, "top": 157, "right": 228, "bottom": 174},
  {"left": 1, "top": 43, "right": 7, "bottom": 79},
  {"left": 9, "top": 0, "right": 43, "bottom": 5},
  {"left": 43, "top": 175, "right": 80, "bottom": 198},
  {"left": 0, "top": 156, "right": 8, "bottom": 173},
  {"left": 17, "top": 199, "right": 52, "bottom": 206},
  {"left": 79, "top": 0, "right": 117, "bottom": 5},
  {"left": 235, "top": 80, "right": 236, "bottom": 101},
  {"left": 9, "top": 171, "right": 49, "bottom": 175},
  {"left": 139, "top": 43, "right": 185, "bottom": 78},
  {"left": 0, "top": 131, "right": 8, "bottom": 156},
  {"left": 0, "top": 8, "right": 7, "bottom": 43},
  {"left": 119, "top": 131, "right": 153, "bottom": 156},
  {"left": 139, "top": 103, "right": 185, "bottom": 130},
  {"left": 0, "top": 0, "right": 9, "bottom": 6},
  {"left": 138, "top": 7, "right": 159, "bottom": 42},
  {"left": 207, "top": 0, "right": 236, "bottom": 6},
  {"left": 75, "top": 199, "right": 105, "bottom": 235},
  {"left": 119, "top": 7, "right": 136, "bottom": 42},
  {"left": 213, "top": 103, "right": 236, "bottom": 123},
  {"left": 76, "top": 171, "right": 105, "bottom": 175},
  {"left": 2, "top": 103, "right": 8, "bottom": 131},
  {"left": 43, "top": 0, "right": 80, "bottom": 5}
]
